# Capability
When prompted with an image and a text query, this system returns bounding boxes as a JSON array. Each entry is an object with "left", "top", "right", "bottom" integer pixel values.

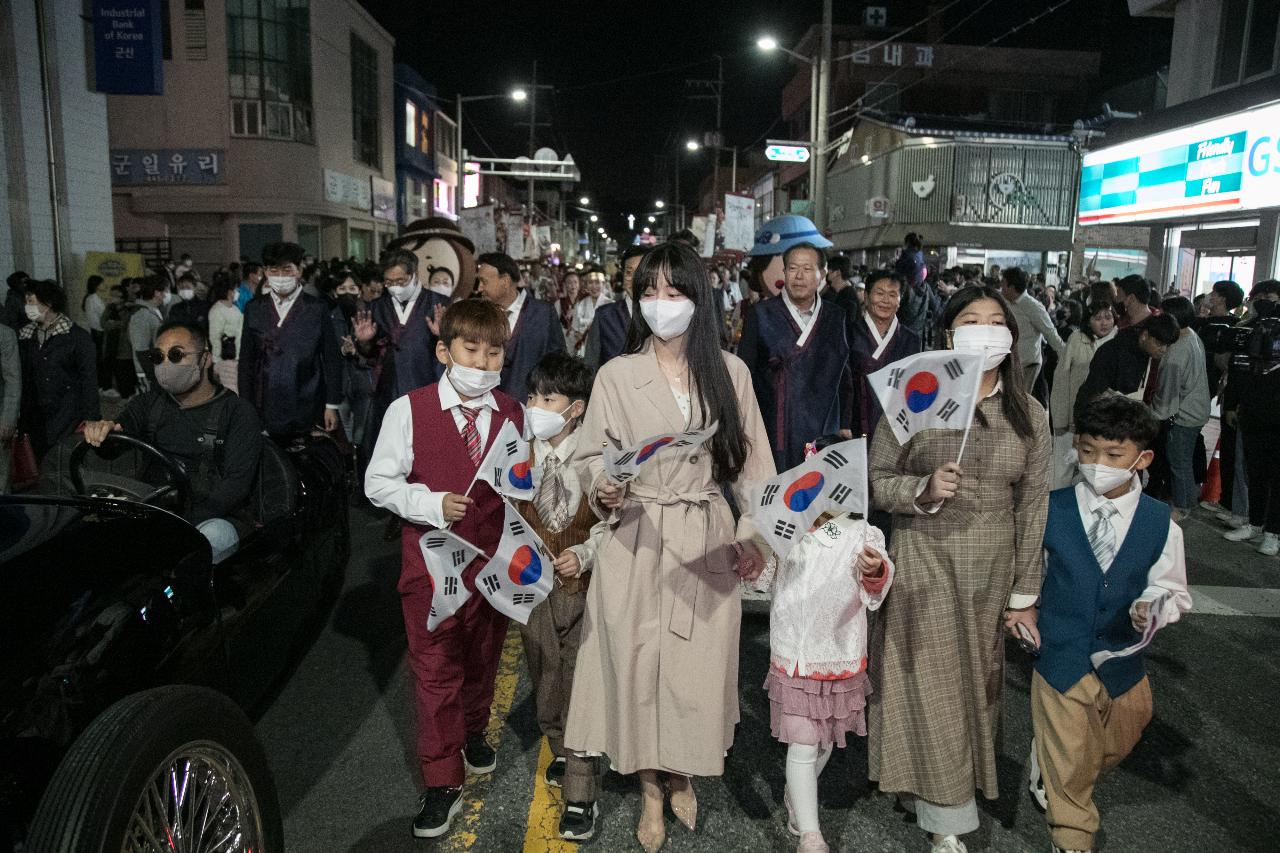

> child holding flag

[
  {"left": 757, "top": 437, "right": 895, "bottom": 853},
  {"left": 507, "top": 352, "right": 609, "bottom": 840},
  {"left": 1023, "top": 395, "right": 1191, "bottom": 853},
  {"left": 364, "top": 300, "right": 524, "bottom": 839}
]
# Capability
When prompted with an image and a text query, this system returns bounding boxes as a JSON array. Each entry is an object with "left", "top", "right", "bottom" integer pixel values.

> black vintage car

[{"left": 0, "top": 431, "right": 350, "bottom": 852}]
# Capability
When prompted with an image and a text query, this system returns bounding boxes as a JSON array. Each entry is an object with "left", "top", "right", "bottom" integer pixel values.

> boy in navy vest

[
  {"left": 364, "top": 299, "right": 524, "bottom": 839},
  {"left": 1016, "top": 395, "right": 1192, "bottom": 853}
]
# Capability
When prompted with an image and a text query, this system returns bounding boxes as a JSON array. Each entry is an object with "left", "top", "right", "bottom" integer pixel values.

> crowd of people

[{"left": 6, "top": 211, "right": 1270, "bottom": 852}]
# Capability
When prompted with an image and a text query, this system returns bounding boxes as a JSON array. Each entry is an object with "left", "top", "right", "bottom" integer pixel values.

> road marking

[
  {"left": 444, "top": 626, "right": 524, "bottom": 851},
  {"left": 522, "top": 738, "right": 576, "bottom": 852},
  {"left": 1190, "top": 585, "right": 1280, "bottom": 618}
]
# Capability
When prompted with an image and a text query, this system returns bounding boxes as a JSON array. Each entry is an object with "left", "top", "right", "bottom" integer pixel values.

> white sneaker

[
  {"left": 1028, "top": 738, "right": 1047, "bottom": 811},
  {"left": 101, "top": 388, "right": 122, "bottom": 400},
  {"left": 1224, "top": 524, "right": 1262, "bottom": 542},
  {"left": 1227, "top": 514, "right": 1250, "bottom": 529},
  {"left": 1052, "top": 845, "right": 1093, "bottom": 853},
  {"left": 1201, "top": 500, "right": 1226, "bottom": 513},
  {"left": 1260, "top": 533, "right": 1280, "bottom": 557},
  {"left": 931, "top": 836, "right": 967, "bottom": 853}
]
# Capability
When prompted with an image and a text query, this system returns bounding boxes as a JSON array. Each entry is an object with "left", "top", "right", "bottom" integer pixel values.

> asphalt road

[{"left": 254, "top": 502, "right": 1280, "bottom": 853}]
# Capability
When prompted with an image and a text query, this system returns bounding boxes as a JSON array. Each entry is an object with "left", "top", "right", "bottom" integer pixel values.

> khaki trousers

[
  {"left": 1030, "top": 670, "right": 1153, "bottom": 851},
  {"left": 518, "top": 580, "right": 587, "bottom": 757}
]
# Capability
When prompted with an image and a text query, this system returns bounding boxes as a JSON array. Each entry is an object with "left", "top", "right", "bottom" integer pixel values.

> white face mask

[
  {"left": 267, "top": 275, "right": 298, "bottom": 296},
  {"left": 24, "top": 304, "right": 44, "bottom": 323},
  {"left": 1078, "top": 460, "right": 1137, "bottom": 495},
  {"left": 428, "top": 276, "right": 455, "bottom": 298},
  {"left": 640, "top": 297, "right": 696, "bottom": 341},
  {"left": 448, "top": 363, "right": 501, "bottom": 398},
  {"left": 387, "top": 277, "right": 421, "bottom": 304},
  {"left": 952, "top": 324, "right": 1014, "bottom": 370},
  {"left": 177, "top": 288, "right": 195, "bottom": 301},
  {"left": 527, "top": 404, "right": 575, "bottom": 440}
]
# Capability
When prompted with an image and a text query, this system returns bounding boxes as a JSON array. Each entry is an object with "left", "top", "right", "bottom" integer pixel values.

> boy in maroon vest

[{"left": 365, "top": 299, "right": 524, "bottom": 839}]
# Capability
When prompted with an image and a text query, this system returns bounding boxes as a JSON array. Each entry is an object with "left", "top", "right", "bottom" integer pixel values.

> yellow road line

[
  {"left": 444, "top": 626, "right": 524, "bottom": 852},
  {"left": 522, "top": 738, "right": 577, "bottom": 852}
]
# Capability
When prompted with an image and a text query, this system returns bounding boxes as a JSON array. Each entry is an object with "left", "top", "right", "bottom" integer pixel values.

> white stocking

[{"left": 786, "top": 742, "right": 831, "bottom": 834}]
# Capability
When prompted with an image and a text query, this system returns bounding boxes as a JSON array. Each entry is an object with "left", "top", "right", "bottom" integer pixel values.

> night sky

[{"left": 356, "top": 0, "right": 1172, "bottom": 236}]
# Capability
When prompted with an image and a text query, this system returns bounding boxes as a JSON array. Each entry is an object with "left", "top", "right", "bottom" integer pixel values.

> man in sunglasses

[{"left": 83, "top": 321, "right": 263, "bottom": 562}]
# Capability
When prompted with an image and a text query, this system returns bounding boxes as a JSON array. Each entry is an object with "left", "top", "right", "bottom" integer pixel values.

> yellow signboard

[{"left": 83, "top": 251, "right": 145, "bottom": 287}]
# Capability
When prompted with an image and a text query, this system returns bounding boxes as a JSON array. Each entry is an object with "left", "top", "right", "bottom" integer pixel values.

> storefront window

[
  {"left": 405, "top": 100, "right": 416, "bottom": 148},
  {"left": 351, "top": 34, "right": 380, "bottom": 168},
  {"left": 1085, "top": 248, "right": 1148, "bottom": 282}
]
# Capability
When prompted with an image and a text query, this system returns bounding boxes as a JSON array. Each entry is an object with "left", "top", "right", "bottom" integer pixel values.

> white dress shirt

[
  {"left": 270, "top": 287, "right": 302, "bottom": 326},
  {"left": 364, "top": 374, "right": 497, "bottom": 529},
  {"left": 1058, "top": 476, "right": 1193, "bottom": 626},
  {"left": 392, "top": 289, "right": 421, "bottom": 325},
  {"left": 531, "top": 428, "right": 608, "bottom": 577},
  {"left": 505, "top": 288, "right": 528, "bottom": 333}
]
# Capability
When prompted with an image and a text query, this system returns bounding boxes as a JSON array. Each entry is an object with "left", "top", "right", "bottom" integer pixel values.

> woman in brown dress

[
  {"left": 867, "top": 284, "right": 1050, "bottom": 853},
  {"left": 566, "top": 241, "right": 775, "bottom": 851}
]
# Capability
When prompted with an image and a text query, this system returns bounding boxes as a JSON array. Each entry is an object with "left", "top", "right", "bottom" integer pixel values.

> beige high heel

[
  {"left": 668, "top": 774, "right": 698, "bottom": 832},
  {"left": 636, "top": 773, "right": 667, "bottom": 852}
]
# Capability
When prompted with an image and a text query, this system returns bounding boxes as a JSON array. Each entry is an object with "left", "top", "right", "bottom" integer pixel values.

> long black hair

[
  {"left": 624, "top": 241, "right": 748, "bottom": 484},
  {"left": 938, "top": 284, "right": 1036, "bottom": 441}
]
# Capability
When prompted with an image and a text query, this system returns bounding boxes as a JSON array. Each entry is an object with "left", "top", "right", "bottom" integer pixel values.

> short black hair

[
  {"left": 621, "top": 244, "right": 650, "bottom": 265},
  {"left": 261, "top": 241, "right": 306, "bottom": 268},
  {"left": 1251, "top": 278, "right": 1280, "bottom": 298},
  {"left": 242, "top": 262, "right": 261, "bottom": 277},
  {"left": 156, "top": 320, "right": 209, "bottom": 353},
  {"left": 136, "top": 276, "right": 162, "bottom": 301},
  {"left": 476, "top": 251, "right": 522, "bottom": 285},
  {"left": 865, "top": 269, "right": 904, "bottom": 294},
  {"left": 782, "top": 242, "right": 827, "bottom": 270},
  {"left": 904, "top": 232, "right": 922, "bottom": 249},
  {"left": 828, "top": 255, "right": 854, "bottom": 279},
  {"left": 6, "top": 271, "right": 29, "bottom": 291},
  {"left": 1075, "top": 394, "right": 1160, "bottom": 450},
  {"left": 1160, "top": 295, "right": 1195, "bottom": 329},
  {"left": 527, "top": 351, "right": 594, "bottom": 404},
  {"left": 1002, "top": 267, "right": 1029, "bottom": 294},
  {"left": 1118, "top": 274, "right": 1151, "bottom": 304},
  {"left": 1137, "top": 313, "right": 1180, "bottom": 345},
  {"left": 1212, "top": 279, "right": 1245, "bottom": 310},
  {"left": 379, "top": 248, "right": 418, "bottom": 277},
  {"left": 26, "top": 279, "right": 67, "bottom": 313},
  {"left": 86, "top": 275, "right": 104, "bottom": 292}
]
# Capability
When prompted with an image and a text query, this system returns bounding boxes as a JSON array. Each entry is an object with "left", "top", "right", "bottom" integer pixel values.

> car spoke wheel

[{"left": 124, "top": 742, "right": 265, "bottom": 853}]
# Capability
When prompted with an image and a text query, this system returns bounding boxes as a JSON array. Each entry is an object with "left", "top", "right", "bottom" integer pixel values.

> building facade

[
  {"left": 1078, "top": 0, "right": 1280, "bottom": 293},
  {"left": 107, "top": 0, "right": 396, "bottom": 271},
  {"left": 393, "top": 63, "right": 461, "bottom": 227}
]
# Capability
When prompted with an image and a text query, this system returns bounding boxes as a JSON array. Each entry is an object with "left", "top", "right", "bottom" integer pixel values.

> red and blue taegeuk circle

[
  {"left": 636, "top": 436, "right": 675, "bottom": 464},
  {"left": 783, "top": 470, "right": 826, "bottom": 512},
  {"left": 507, "top": 459, "right": 534, "bottom": 490},
  {"left": 507, "top": 544, "right": 543, "bottom": 586},
  {"left": 904, "top": 371, "right": 940, "bottom": 413}
]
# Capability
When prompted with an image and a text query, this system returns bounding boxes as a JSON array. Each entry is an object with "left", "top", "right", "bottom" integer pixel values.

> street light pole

[
  {"left": 814, "top": 0, "right": 832, "bottom": 229},
  {"left": 527, "top": 60, "right": 538, "bottom": 217},
  {"left": 454, "top": 94, "right": 465, "bottom": 220}
]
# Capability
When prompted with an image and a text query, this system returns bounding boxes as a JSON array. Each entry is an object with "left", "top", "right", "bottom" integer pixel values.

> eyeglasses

[
  {"left": 383, "top": 276, "right": 413, "bottom": 287},
  {"left": 146, "top": 346, "right": 206, "bottom": 365}
]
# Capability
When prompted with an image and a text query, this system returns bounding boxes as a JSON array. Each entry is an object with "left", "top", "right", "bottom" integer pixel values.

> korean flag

[
  {"left": 749, "top": 438, "right": 868, "bottom": 560},
  {"left": 419, "top": 529, "right": 486, "bottom": 631},
  {"left": 474, "top": 500, "right": 556, "bottom": 624},
  {"left": 472, "top": 419, "right": 535, "bottom": 501},
  {"left": 603, "top": 421, "right": 719, "bottom": 483},
  {"left": 867, "top": 350, "right": 984, "bottom": 447}
]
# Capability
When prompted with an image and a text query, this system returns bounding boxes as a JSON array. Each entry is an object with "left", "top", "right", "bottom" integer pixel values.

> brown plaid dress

[{"left": 867, "top": 391, "right": 1050, "bottom": 806}]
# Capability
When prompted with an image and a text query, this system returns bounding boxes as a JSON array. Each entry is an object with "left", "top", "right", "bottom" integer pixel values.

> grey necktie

[
  {"left": 1088, "top": 503, "right": 1120, "bottom": 568},
  {"left": 534, "top": 452, "right": 572, "bottom": 534}
]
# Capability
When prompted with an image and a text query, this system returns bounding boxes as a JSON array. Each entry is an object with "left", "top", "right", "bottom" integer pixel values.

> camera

[{"left": 1200, "top": 317, "right": 1280, "bottom": 372}]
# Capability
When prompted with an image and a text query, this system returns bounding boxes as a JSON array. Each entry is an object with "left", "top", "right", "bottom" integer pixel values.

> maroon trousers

[{"left": 401, "top": 562, "right": 510, "bottom": 788}]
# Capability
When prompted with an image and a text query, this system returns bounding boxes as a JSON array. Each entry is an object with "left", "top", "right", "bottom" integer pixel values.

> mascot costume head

[
  {"left": 386, "top": 216, "right": 477, "bottom": 301},
  {"left": 746, "top": 214, "right": 832, "bottom": 299}
]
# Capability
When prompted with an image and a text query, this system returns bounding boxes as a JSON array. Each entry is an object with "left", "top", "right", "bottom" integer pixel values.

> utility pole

[
  {"left": 814, "top": 0, "right": 832, "bottom": 229},
  {"left": 685, "top": 55, "right": 724, "bottom": 211},
  {"left": 527, "top": 60, "right": 537, "bottom": 218}
]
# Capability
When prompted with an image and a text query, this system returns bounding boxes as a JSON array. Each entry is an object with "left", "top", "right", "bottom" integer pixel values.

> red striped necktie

[{"left": 459, "top": 406, "right": 482, "bottom": 465}]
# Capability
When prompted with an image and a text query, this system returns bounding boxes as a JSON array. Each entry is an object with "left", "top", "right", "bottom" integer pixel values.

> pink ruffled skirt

[{"left": 763, "top": 668, "right": 871, "bottom": 749}]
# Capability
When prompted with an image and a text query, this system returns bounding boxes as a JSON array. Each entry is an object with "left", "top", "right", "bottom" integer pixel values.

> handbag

[{"left": 10, "top": 432, "right": 39, "bottom": 492}]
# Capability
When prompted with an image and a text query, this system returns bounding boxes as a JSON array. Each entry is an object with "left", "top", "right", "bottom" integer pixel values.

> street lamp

[
  {"left": 686, "top": 139, "right": 700, "bottom": 151},
  {"left": 454, "top": 87, "right": 530, "bottom": 218},
  {"left": 590, "top": 214, "right": 598, "bottom": 222},
  {"left": 655, "top": 200, "right": 665, "bottom": 208},
  {"left": 579, "top": 196, "right": 590, "bottom": 205},
  {"left": 648, "top": 215, "right": 656, "bottom": 223}
]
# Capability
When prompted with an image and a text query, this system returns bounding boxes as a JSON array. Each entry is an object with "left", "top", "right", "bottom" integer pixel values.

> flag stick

[{"left": 955, "top": 356, "right": 989, "bottom": 466}]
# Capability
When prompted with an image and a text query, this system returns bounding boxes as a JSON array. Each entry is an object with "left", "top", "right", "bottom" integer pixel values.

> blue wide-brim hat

[{"left": 749, "top": 214, "right": 833, "bottom": 256}]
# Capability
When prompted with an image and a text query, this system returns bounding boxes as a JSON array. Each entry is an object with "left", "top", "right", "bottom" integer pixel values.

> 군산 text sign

[
  {"left": 93, "top": 0, "right": 163, "bottom": 95},
  {"left": 1079, "top": 100, "right": 1280, "bottom": 225}
]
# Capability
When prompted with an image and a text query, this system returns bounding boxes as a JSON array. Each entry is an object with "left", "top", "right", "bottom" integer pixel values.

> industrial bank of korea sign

[{"left": 1078, "top": 100, "right": 1280, "bottom": 225}]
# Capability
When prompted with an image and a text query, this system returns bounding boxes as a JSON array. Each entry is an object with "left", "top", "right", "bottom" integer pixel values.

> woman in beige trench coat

[{"left": 565, "top": 242, "right": 775, "bottom": 851}]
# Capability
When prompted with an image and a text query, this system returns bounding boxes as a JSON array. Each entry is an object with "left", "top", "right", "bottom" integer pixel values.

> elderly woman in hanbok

[
  {"left": 565, "top": 241, "right": 775, "bottom": 851},
  {"left": 867, "top": 284, "right": 1050, "bottom": 853}
]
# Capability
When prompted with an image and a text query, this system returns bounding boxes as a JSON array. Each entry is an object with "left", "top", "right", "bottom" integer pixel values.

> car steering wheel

[{"left": 69, "top": 433, "right": 193, "bottom": 512}]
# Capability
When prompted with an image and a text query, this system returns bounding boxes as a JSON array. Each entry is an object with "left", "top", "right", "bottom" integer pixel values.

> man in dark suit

[
  {"left": 585, "top": 244, "right": 647, "bottom": 368},
  {"left": 238, "top": 241, "right": 342, "bottom": 438},
  {"left": 475, "top": 251, "right": 565, "bottom": 401}
]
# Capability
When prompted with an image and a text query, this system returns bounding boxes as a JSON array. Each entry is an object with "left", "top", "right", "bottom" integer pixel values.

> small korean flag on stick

[
  {"left": 749, "top": 438, "right": 868, "bottom": 560},
  {"left": 868, "top": 350, "right": 985, "bottom": 459},
  {"left": 470, "top": 419, "right": 535, "bottom": 501},
  {"left": 604, "top": 421, "right": 719, "bottom": 483},
  {"left": 419, "top": 529, "right": 486, "bottom": 631},
  {"left": 474, "top": 500, "right": 556, "bottom": 624}
]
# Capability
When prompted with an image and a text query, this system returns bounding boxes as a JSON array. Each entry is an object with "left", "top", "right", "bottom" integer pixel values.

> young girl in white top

[{"left": 759, "top": 443, "right": 895, "bottom": 853}]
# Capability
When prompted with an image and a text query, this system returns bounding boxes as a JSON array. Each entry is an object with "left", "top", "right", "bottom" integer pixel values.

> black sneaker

[
  {"left": 558, "top": 801, "right": 598, "bottom": 841},
  {"left": 544, "top": 755, "right": 567, "bottom": 787},
  {"left": 413, "top": 786, "right": 462, "bottom": 839},
  {"left": 463, "top": 734, "right": 497, "bottom": 774}
]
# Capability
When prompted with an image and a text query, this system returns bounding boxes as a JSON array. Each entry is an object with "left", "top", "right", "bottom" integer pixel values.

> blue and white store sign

[{"left": 1079, "top": 100, "right": 1280, "bottom": 225}]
